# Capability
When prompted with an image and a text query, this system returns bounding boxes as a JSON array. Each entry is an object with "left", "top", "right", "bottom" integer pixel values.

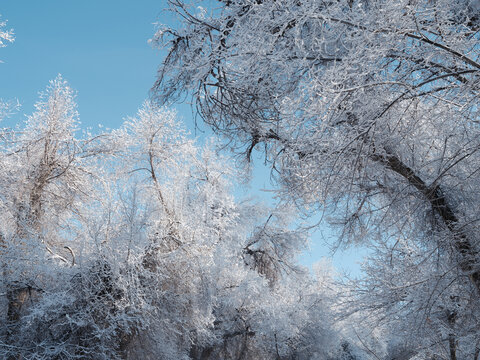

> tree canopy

[
  {"left": 154, "top": 0, "right": 480, "bottom": 358},
  {"left": 0, "top": 76, "right": 352, "bottom": 359},
  {"left": 2, "top": 1, "right": 480, "bottom": 359}
]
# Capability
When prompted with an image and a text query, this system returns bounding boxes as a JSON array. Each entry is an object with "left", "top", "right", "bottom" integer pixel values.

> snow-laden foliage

[
  {"left": 155, "top": 0, "right": 480, "bottom": 358},
  {"left": 0, "top": 15, "right": 15, "bottom": 120},
  {"left": 0, "top": 78, "right": 353, "bottom": 359},
  {"left": 0, "top": 15, "right": 13, "bottom": 48}
]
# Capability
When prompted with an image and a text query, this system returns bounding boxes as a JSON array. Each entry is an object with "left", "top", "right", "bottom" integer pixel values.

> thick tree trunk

[
  {"left": 447, "top": 309, "right": 457, "bottom": 360},
  {"left": 372, "top": 150, "right": 480, "bottom": 294}
]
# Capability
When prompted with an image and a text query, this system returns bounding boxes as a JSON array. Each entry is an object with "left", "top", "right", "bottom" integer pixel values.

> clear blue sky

[
  {"left": 0, "top": 0, "right": 179, "bottom": 130},
  {"left": 0, "top": 0, "right": 366, "bottom": 275}
]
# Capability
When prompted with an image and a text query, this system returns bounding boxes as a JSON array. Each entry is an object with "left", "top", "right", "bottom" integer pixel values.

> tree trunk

[{"left": 372, "top": 150, "right": 480, "bottom": 294}]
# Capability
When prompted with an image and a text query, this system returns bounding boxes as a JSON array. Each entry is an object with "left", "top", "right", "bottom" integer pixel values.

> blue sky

[
  {"left": 0, "top": 0, "right": 366, "bottom": 275},
  {"left": 0, "top": 0, "right": 173, "bottom": 130}
]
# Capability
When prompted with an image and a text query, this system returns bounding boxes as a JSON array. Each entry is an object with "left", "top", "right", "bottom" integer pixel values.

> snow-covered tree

[
  {"left": 0, "top": 78, "right": 344, "bottom": 359},
  {"left": 0, "top": 76, "right": 117, "bottom": 358},
  {"left": 0, "top": 14, "right": 13, "bottom": 49},
  {"left": 0, "top": 14, "right": 15, "bottom": 120},
  {"left": 153, "top": 1, "right": 480, "bottom": 357}
]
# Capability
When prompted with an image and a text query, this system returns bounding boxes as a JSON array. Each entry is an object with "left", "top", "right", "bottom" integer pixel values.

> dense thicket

[{"left": 0, "top": 77, "right": 361, "bottom": 359}]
